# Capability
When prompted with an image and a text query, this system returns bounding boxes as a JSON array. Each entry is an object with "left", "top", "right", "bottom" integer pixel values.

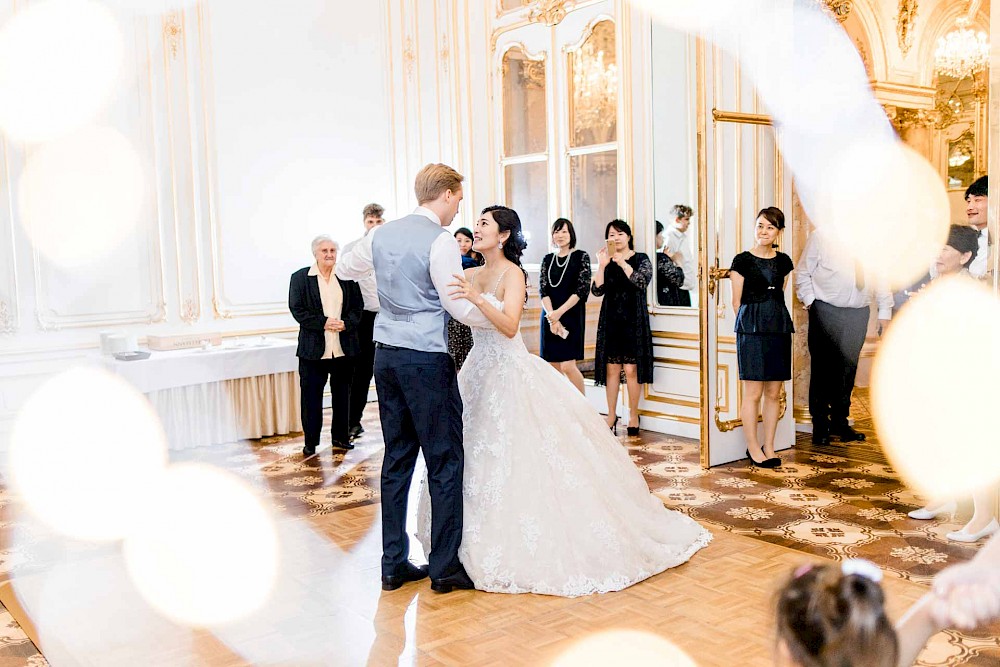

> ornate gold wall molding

[
  {"left": 896, "top": 0, "right": 918, "bottom": 57},
  {"left": 528, "top": 0, "right": 571, "bottom": 26},
  {"left": 164, "top": 12, "right": 183, "bottom": 61},
  {"left": 817, "top": 0, "right": 853, "bottom": 23}
]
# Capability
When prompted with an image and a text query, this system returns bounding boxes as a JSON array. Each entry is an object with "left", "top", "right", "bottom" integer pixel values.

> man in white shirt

[
  {"left": 337, "top": 163, "right": 488, "bottom": 594},
  {"left": 342, "top": 202, "right": 385, "bottom": 441},
  {"left": 795, "top": 231, "right": 892, "bottom": 446},
  {"left": 964, "top": 175, "right": 989, "bottom": 279},
  {"left": 663, "top": 204, "right": 696, "bottom": 306}
]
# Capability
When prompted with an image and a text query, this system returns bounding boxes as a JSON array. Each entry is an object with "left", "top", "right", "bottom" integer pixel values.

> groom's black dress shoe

[
  {"left": 831, "top": 426, "right": 866, "bottom": 443},
  {"left": 302, "top": 444, "right": 317, "bottom": 457},
  {"left": 381, "top": 562, "right": 429, "bottom": 591},
  {"left": 430, "top": 566, "right": 476, "bottom": 594},
  {"left": 331, "top": 439, "right": 355, "bottom": 451}
]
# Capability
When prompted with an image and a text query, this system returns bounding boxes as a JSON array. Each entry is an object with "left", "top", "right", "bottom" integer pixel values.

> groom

[{"left": 337, "top": 163, "right": 488, "bottom": 593}]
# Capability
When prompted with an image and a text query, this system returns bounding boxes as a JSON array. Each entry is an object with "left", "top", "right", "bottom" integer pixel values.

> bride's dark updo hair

[
  {"left": 481, "top": 205, "right": 528, "bottom": 267},
  {"left": 481, "top": 205, "right": 529, "bottom": 300}
]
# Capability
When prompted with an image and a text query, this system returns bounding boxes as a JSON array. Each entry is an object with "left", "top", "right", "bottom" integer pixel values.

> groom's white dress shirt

[
  {"left": 341, "top": 232, "right": 380, "bottom": 313},
  {"left": 337, "top": 206, "right": 489, "bottom": 328}
]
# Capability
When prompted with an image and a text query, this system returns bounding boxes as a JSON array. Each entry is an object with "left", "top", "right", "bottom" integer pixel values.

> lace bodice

[{"left": 470, "top": 293, "right": 529, "bottom": 357}]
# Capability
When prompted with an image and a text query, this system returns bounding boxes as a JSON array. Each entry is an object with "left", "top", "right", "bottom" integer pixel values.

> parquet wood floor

[{"left": 0, "top": 397, "right": 996, "bottom": 666}]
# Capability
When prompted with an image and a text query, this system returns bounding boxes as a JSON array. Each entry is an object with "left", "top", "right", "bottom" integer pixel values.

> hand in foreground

[
  {"left": 325, "top": 318, "right": 345, "bottom": 332},
  {"left": 930, "top": 560, "right": 1000, "bottom": 630},
  {"left": 596, "top": 247, "right": 611, "bottom": 268},
  {"left": 449, "top": 273, "right": 484, "bottom": 306}
]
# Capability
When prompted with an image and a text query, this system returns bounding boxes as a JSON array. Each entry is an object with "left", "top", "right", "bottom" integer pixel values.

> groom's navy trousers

[{"left": 375, "top": 344, "right": 465, "bottom": 581}]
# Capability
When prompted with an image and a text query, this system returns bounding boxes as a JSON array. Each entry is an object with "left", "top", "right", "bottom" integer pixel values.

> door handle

[{"left": 706, "top": 266, "right": 730, "bottom": 297}]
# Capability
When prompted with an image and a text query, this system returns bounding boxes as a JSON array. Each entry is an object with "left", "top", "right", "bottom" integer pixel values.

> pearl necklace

[{"left": 547, "top": 250, "right": 574, "bottom": 288}]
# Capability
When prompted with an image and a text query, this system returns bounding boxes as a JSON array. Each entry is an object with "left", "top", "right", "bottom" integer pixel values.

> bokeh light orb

[
  {"left": 551, "top": 630, "right": 697, "bottom": 666},
  {"left": 871, "top": 277, "right": 1000, "bottom": 499},
  {"left": 123, "top": 463, "right": 279, "bottom": 627},
  {"left": 0, "top": 0, "right": 124, "bottom": 142},
  {"left": 9, "top": 366, "right": 169, "bottom": 541},
  {"left": 811, "top": 142, "right": 949, "bottom": 290},
  {"left": 18, "top": 126, "right": 146, "bottom": 268}
]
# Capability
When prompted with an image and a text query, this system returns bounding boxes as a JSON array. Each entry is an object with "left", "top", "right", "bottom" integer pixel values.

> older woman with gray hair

[{"left": 289, "top": 235, "right": 364, "bottom": 457}]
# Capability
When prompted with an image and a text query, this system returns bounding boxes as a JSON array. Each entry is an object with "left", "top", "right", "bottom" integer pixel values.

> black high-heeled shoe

[
  {"left": 608, "top": 416, "right": 619, "bottom": 435},
  {"left": 746, "top": 448, "right": 779, "bottom": 468},
  {"left": 626, "top": 425, "right": 640, "bottom": 436}
]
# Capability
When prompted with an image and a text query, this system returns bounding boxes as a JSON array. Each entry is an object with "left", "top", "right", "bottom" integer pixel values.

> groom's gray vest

[{"left": 371, "top": 214, "right": 451, "bottom": 353}]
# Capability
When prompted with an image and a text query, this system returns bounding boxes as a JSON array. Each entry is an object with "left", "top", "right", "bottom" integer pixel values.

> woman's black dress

[
  {"left": 655, "top": 252, "right": 687, "bottom": 307},
  {"left": 447, "top": 253, "right": 482, "bottom": 369},
  {"left": 539, "top": 249, "right": 591, "bottom": 362},
  {"left": 730, "top": 251, "right": 794, "bottom": 381},
  {"left": 592, "top": 252, "right": 654, "bottom": 386}
]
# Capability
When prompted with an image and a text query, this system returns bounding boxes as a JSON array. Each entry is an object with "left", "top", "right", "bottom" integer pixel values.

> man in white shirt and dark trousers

[
  {"left": 796, "top": 231, "right": 892, "bottom": 445},
  {"left": 663, "top": 204, "right": 696, "bottom": 307},
  {"left": 343, "top": 203, "right": 386, "bottom": 441}
]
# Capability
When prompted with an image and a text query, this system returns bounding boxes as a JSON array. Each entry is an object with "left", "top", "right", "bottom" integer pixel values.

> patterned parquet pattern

[{"left": 0, "top": 390, "right": 996, "bottom": 666}]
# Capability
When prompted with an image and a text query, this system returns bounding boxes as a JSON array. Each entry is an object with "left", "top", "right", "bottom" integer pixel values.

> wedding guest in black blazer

[{"left": 289, "top": 235, "right": 364, "bottom": 457}]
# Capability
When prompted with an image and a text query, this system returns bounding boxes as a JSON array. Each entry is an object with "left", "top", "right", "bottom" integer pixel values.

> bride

[{"left": 417, "top": 205, "right": 711, "bottom": 597}]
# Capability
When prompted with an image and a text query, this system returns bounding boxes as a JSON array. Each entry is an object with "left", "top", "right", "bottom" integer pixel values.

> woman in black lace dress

[
  {"left": 592, "top": 220, "right": 654, "bottom": 437},
  {"left": 655, "top": 221, "right": 686, "bottom": 306},
  {"left": 539, "top": 218, "right": 591, "bottom": 394},
  {"left": 448, "top": 227, "right": 481, "bottom": 369},
  {"left": 729, "top": 207, "right": 794, "bottom": 469}
]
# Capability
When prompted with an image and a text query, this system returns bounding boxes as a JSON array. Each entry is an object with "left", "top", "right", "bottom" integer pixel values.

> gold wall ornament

[
  {"left": 812, "top": 0, "right": 852, "bottom": 22},
  {"left": 896, "top": 0, "right": 918, "bottom": 57},
  {"left": 527, "top": 0, "right": 571, "bottom": 26},
  {"left": 403, "top": 37, "right": 415, "bottom": 78},
  {"left": 164, "top": 13, "right": 183, "bottom": 61},
  {"left": 885, "top": 105, "right": 936, "bottom": 131},
  {"left": 855, "top": 38, "right": 872, "bottom": 77}
]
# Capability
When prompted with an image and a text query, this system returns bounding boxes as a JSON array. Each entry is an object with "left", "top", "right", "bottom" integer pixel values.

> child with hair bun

[{"left": 775, "top": 559, "right": 902, "bottom": 667}]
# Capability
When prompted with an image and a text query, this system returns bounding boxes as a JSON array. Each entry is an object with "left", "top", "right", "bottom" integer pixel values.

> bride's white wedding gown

[{"left": 417, "top": 293, "right": 711, "bottom": 597}]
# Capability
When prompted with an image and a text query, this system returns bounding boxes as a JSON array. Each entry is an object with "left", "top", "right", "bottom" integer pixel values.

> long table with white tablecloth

[{"left": 101, "top": 338, "right": 301, "bottom": 450}]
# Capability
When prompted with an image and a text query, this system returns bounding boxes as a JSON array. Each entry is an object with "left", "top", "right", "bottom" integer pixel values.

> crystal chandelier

[
  {"left": 572, "top": 45, "right": 617, "bottom": 142},
  {"left": 934, "top": 18, "right": 990, "bottom": 79}
]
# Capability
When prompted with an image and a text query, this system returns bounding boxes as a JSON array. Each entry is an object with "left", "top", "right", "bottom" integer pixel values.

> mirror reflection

[
  {"left": 650, "top": 20, "right": 698, "bottom": 310},
  {"left": 655, "top": 206, "right": 695, "bottom": 307}
]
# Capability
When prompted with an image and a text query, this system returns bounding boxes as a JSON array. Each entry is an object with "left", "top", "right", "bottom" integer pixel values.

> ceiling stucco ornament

[
  {"left": 817, "top": 0, "right": 852, "bottom": 22},
  {"left": 896, "top": 0, "right": 919, "bottom": 57}
]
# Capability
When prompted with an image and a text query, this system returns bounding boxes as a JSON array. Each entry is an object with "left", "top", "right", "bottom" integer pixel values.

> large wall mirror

[{"left": 650, "top": 21, "right": 698, "bottom": 311}]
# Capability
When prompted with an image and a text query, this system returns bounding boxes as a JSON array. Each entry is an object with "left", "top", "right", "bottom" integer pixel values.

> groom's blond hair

[{"left": 414, "top": 163, "right": 464, "bottom": 205}]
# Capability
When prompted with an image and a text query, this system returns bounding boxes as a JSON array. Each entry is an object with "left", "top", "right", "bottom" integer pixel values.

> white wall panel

[{"left": 201, "top": 0, "right": 393, "bottom": 316}]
